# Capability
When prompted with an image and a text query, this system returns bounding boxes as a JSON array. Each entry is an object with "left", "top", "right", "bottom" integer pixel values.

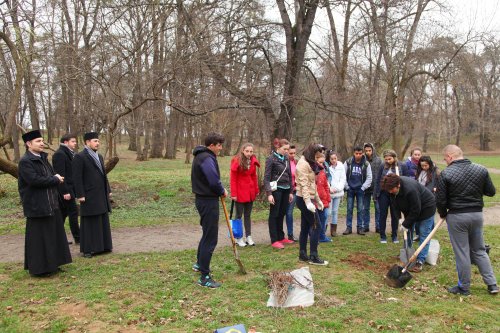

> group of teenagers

[
  {"left": 18, "top": 130, "right": 113, "bottom": 277},
  {"left": 192, "top": 133, "right": 498, "bottom": 296}
]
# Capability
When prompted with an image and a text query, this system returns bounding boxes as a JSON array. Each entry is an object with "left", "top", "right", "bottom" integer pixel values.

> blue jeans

[
  {"left": 346, "top": 188, "right": 364, "bottom": 230},
  {"left": 408, "top": 216, "right": 434, "bottom": 263},
  {"left": 362, "top": 192, "right": 380, "bottom": 231},
  {"left": 317, "top": 208, "right": 329, "bottom": 240},
  {"left": 328, "top": 197, "right": 341, "bottom": 225},
  {"left": 285, "top": 192, "right": 296, "bottom": 236}
]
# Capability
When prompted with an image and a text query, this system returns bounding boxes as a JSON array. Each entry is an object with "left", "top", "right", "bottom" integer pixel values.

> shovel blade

[
  {"left": 385, "top": 264, "right": 413, "bottom": 288},
  {"left": 399, "top": 249, "right": 409, "bottom": 264},
  {"left": 399, "top": 248, "right": 416, "bottom": 265}
]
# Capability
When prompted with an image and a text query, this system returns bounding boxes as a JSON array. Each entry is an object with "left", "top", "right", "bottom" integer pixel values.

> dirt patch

[
  {"left": 58, "top": 302, "right": 91, "bottom": 321},
  {"left": 341, "top": 252, "right": 392, "bottom": 275}
]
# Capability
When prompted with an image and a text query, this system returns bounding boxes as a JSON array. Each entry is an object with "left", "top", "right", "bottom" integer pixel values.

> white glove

[
  {"left": 317, "top": 200, "right": 324, "bottom": 211},
  {"left": 306, "top": 201, "right": 316, "bottom": 213},
  {"left": 399, "top": 219, "right": 408, "bottom": 233}
]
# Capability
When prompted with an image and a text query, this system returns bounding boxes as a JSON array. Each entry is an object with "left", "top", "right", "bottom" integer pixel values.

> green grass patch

[{"left": 0, "top": 227, "right": 498, "bottom": 332}]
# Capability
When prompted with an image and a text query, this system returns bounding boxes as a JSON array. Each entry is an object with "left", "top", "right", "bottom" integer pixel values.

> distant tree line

[{"left": 1, "top": 0, "right": 499, "bottom": 177}]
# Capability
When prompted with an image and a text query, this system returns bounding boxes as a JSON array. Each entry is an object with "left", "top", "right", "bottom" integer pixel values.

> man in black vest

[
  {"left": 18, "top": 130, "right": 72, "bottom": 276},
  {"left": 191, "top": 132, "right": 227, "bottom": 288},
  {"left": 52, "top": 133, "right": 80, "bottom": 244},
  {"left": 73, "top": 132, "right": 113, "bottom": 258}
]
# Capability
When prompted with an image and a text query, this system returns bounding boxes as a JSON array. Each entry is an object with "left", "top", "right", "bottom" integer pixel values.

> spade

[{"left": 386, "top": 218, "right": 445, "bottom": 288}]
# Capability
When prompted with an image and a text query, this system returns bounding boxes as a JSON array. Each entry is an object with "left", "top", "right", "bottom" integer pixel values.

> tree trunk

[
  {"left": 149, "top": 105, "right": 165, "bottom": 158},
  {"left": 126, "top": 123, "right": 137, "bottom": 151},
  {"left": 453, "top": 86, "right": 461, "bottom": 146},
  {"left": 164, "top": 109, "right": 179, "bottom": 159}
]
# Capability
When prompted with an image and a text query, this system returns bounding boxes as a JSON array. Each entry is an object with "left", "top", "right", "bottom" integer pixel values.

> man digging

[{"left": 381, "top": 174, "right": 436, "bottom": 273}]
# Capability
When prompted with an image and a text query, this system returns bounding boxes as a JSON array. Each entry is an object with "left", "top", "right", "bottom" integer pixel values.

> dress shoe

[{"left": 83, "top": 253, "right": 93, "bottom": 258}]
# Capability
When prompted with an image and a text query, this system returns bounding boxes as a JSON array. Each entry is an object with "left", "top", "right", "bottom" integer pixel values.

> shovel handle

[
  {"left": 403, "top": 218, "right": 445, "bottom": 271},
  {"left": 221, "top": 197, "right": 237, "bottom": 245}
]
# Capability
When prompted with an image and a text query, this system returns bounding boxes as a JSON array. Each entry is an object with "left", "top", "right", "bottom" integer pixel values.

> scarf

[{"left": 85, "top": 146, "right": 104, "bottom": 174}]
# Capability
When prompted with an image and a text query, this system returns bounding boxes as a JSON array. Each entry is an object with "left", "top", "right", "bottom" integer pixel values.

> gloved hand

[
  {"left": 306, "top": 201, "right": 316, "bottom": 213},
  {"left": 399, "top": 219, "right": 408, "bottom": 233},
  {"left": 317, "top": 200, "right": 324, "bottom": 211}
]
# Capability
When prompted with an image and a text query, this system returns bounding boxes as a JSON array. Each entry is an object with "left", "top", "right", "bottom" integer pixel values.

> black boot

[
  {"left": 299, "top": 250, "right": 309, "bottom": 262},
  {"left": 343, "top": 228, "right": 352, "bottom": 235},
  {"left": 308, "top": 252, "right": 328, "bottom": 266}
]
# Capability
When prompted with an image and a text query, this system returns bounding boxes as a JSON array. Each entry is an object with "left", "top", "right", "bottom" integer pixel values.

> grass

[
  {"left": 0, "top": 228, "right": 498, "bottom": 332},
  {"left": 0, "top": 145, "right": 499, "bottom": 331}
]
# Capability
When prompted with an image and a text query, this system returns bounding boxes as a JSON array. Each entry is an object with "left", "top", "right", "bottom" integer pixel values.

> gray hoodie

[{"left": 364, "top": 143, "right": 382, "bottom": 194}]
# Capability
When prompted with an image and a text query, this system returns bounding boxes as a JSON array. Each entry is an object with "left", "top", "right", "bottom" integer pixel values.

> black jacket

[
  {"left": 72, "top": 149, "right": 112, "bottom": 216},
  {"left": 392, "top": 176, "right": 436, "bottom": 229},
  {"left": 191, "top": 146, "right": 225, "bottom": 198},
  {"left": 52, "top": 144, "right": 75, "bottom": 197},
  {"left": 264, "top": 152, "right": 292, "bottom": 195},
  {"left": 18, "top": 151, "right": 60, "bottom": 218},
  {"left": 436, "top": 159, "right": 496, "bottom": 217}
]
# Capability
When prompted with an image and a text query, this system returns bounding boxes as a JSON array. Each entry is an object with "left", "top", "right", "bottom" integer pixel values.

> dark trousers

[
  {"left": 235, "top": 201, "right": 253, "bottom": 237},
  {"left": 296, "top": 196, "right": 320, "bottom": 255},
  {"left": 378, "top": 191, "right": 398, "bottom": 240},
  {"left": 195, "top": 197, "right": 219, "bottom": 276},
  {"left": 268, "top": 188, "right": 290, "bottom": 243},
  {"left": 61, "top": 198, "right": 80, "bottom": 241}
]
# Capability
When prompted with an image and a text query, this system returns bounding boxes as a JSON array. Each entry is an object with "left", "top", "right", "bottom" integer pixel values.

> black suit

[
  {"left": 72, "top": 148, "right": 113, "bottom": 255},
  {"left": 52, "top": 144, "right": 80, "bottom": 242}
]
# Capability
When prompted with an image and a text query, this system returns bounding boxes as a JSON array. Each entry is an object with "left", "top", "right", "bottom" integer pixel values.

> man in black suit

[
  {"left": 52, "top": 133, "right": 80, "bottom": 244},
  {"left": 72, "top": 132, "right": 113, "bottom": 258}
]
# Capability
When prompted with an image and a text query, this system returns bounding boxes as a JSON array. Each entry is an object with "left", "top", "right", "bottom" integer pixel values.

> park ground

[{"left": 0, "top": 144, "right": 499, "bottom": 332}]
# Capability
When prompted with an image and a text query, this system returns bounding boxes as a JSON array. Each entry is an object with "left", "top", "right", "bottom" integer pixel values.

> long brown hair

[
  {"left": 237, "top": 143, "right": 254, "bottom": 170},
  {"left": 382, "top": 149, "right": 398, "bottom": 169}
]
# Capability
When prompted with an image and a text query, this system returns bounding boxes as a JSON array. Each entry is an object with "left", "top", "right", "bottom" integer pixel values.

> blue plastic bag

[{"left": 229, "top": 219, "right": 243, "bottom": 239}]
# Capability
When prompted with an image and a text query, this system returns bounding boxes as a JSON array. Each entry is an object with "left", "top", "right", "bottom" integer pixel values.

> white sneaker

[
  {"left": 236, "top": 238, "right": 247, "bottom": 247},
  {"left": 246, "top": 235, "right": 255, "bottom": 246}
]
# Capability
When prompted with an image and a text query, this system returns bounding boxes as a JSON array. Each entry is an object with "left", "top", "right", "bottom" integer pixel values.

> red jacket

[
  {"left": 230, "top": 155, "right": 260, "bottom": 203},
  {"left": 316, "top": 168, "right": 330, "bottom": 208}
]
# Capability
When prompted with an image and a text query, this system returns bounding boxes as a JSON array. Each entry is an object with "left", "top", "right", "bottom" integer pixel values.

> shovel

[
  {"left": 220, "top": 197, "right": 247, "bottom": 275},
  {"left": 399, "top": 229, "right": 415, "bottom": 265},
  {"left": 386, "top": 218, "right": 445, "bottom": 288}
]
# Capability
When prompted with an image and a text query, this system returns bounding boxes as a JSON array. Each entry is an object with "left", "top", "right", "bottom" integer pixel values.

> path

[{"left": 1, "top": 206, "right": 499, "bottom": 263}]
